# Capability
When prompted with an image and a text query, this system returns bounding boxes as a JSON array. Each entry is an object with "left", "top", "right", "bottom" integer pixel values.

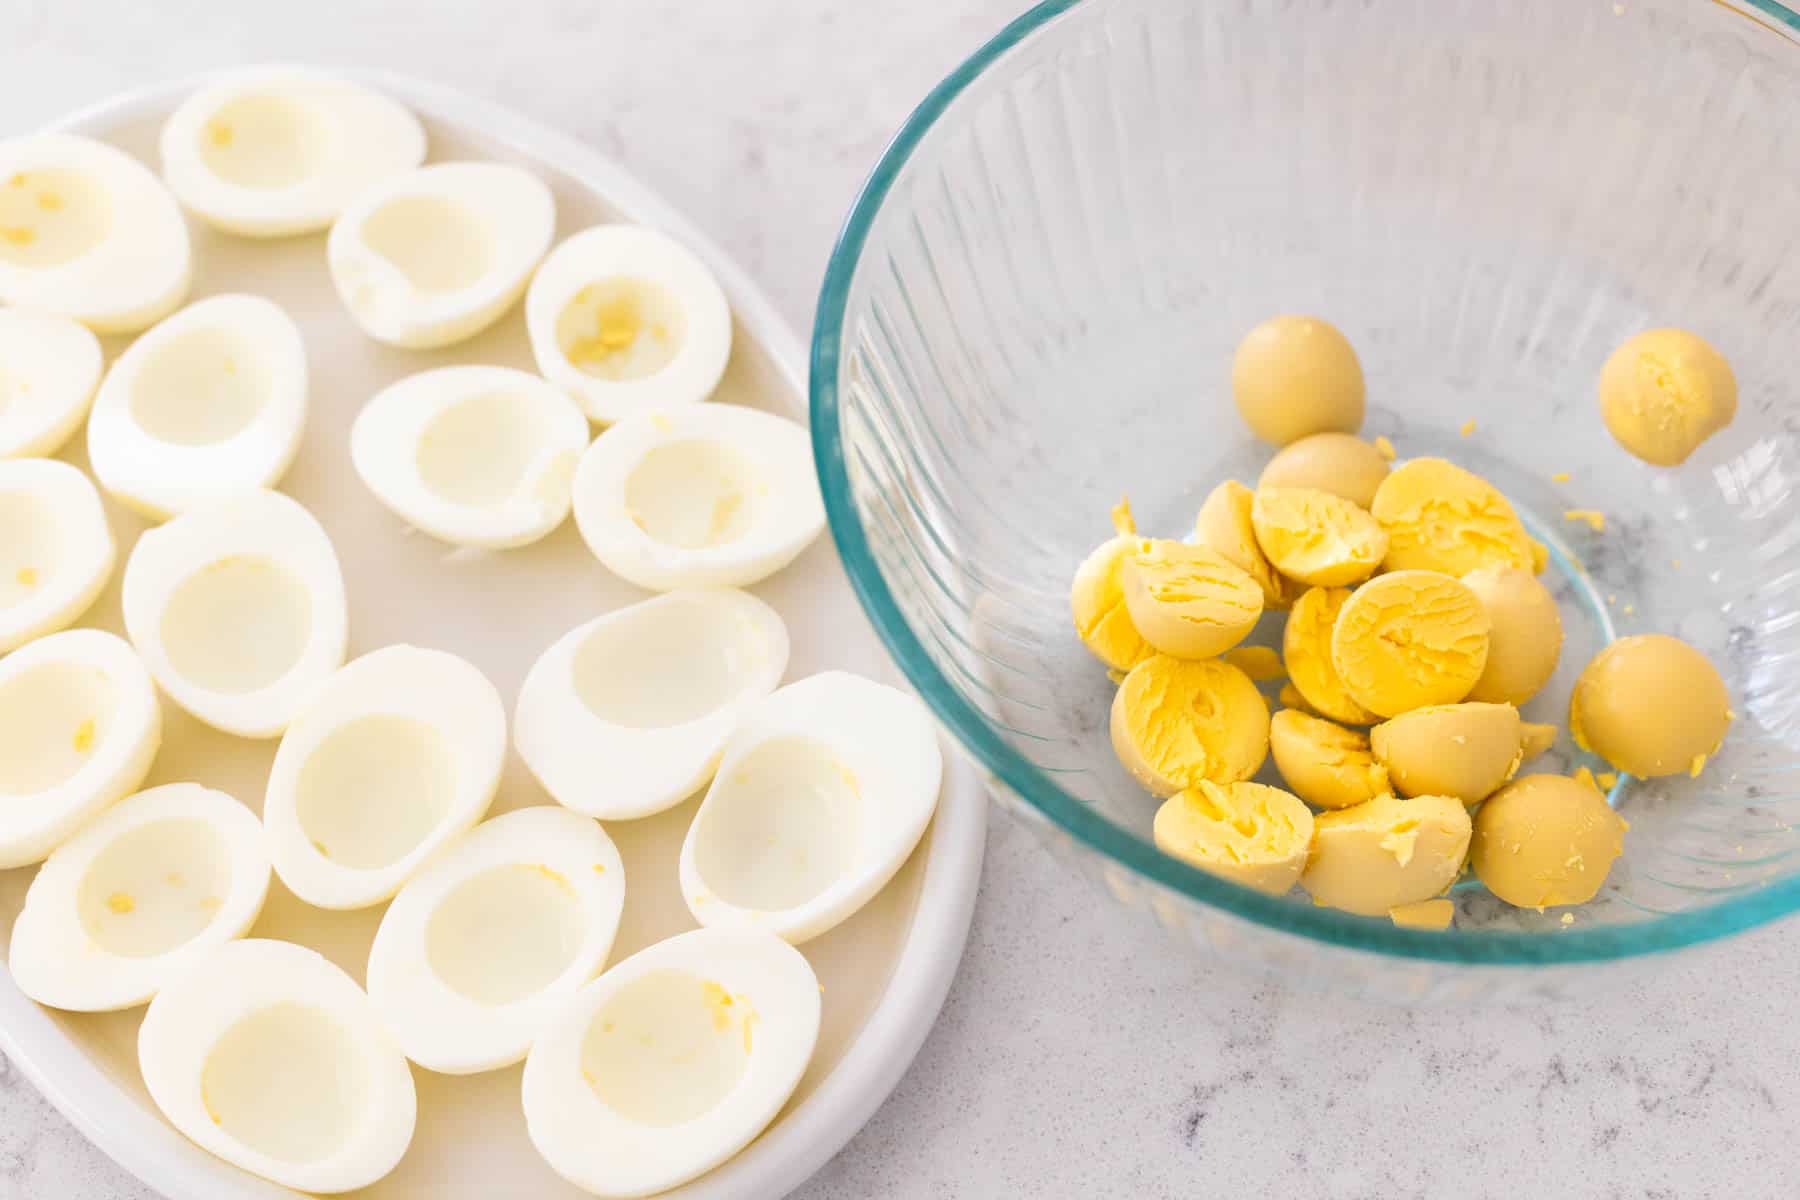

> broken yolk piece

[
  {"left": 1153, "top": 780, "right": 1314, "bottom": 896},
  {"left": 1283, "top": 586, "right": 1377, "bottom": 725},
  {"left": 1110, "top": 655, "right": 1269, "bottom": 796},
  {"left": 1388, "top": 898, "right": 1454, "bottom": 931},
  {"left": 1069, "top": 498, "right": 1154, "bottom": 672},
  {"left": 1370, "top": 457, "right": 1535, "bottom": 576},
  {"left": 1329, "top": 570, "right": 1491, "bottom": 718},
  {"left": 1120, "top": 537, "right": 1264, "bottom": 660},
  {"left": 1268, "top": 708, "right": 1390, "bottom": 811},
  {"left": 566, "top": 288, "right": 643, "bottom": 366},
  {"left": 1472, "top": 773, "right": 1626, "bottom": 908},
  {"left": 1301, "top": 793, "right": 1471, "bottom": 917},
  {"left": 1370, "top": 701, "right": 1522, "bottom": 805},
  {"left": 1222, "top": 644, "right": 1286, "bottom": 682},
  {"left": 1569, "top": 634, "right": 1731, "bottom": 778},
  {"left": 1193, "top": 479, "right": 1295, "bottom": 609},
  {"left": 1518, "top": 721, "right": 1559, "bottom": 762},
  {"left": 1460, "top": 566, "right": 1564, "bottom": 706},
  {"left": 1256, "top": 432, "right": 1391, "bottom": 510},
  {"left": 1598, "top": 328, "right": 1736, "bottom": 467},
  {"left": 1249, "top": 486, "right": 1387, "bottom": 588}
]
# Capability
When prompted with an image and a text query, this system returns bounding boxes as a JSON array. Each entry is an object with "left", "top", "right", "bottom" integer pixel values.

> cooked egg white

[
  {"left": 138, "top": 938, "right": 416, "bottom": 1194},
  {"left": 10, "top": 782, "right": 268, "bottom": 1012},
  {"left": 0, "top": 459, "right": 113, "bottom": 654},
  {"left": 0, "top": 629, "right": 160, "bottom": 868},
  {"left": 0, "top": 133, "right": 191, "bottom": 333},
  {"left": 366, "top": 806, "right": 625, "bottom": 1075},
  {"left": 679, "top": 671, "right": 941, "bottom": 944},
  {"left": 572, "top": 404, "right": 823, "bottom": 590},
  {"left": 0, "top": 309, "right": 101, "bottom": 459},
  {"left": 351, "top": 364, "right": 589, "bottom": 549},
  {"left": 521, "top": 927, "right": 819, "bottom": 1199},
  {"left": 121, "top": 489, "right": 346, "bottom": 739},
  {"left": 263, "top": 645, "right": 505, "bottom": 910},
  {"left": 328, "top": 161, "right": 554, "bottom": 349},
  {"left": 516, "top": 590, "right": 788, "bottom": 821},
  {"left": 88, "top": 294, "right": 307, "bottom": 520},
  {"left": 526, "top": 224, "right": 732, "bottom": 424},
  {"left": 160, "top": 67, "right": 425, "bottom": 237}
]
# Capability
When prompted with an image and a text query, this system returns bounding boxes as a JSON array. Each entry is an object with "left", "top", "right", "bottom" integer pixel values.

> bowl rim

[{"left": 810, "top": 0, "right": 1800, "bottom": 966}]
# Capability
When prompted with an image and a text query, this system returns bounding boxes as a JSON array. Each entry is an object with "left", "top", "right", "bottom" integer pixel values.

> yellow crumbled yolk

[
  {"left": 1597, "top": 771, "right": 1619, "bottom": 789},
  {"left": 1519, "top": 721, "right": 1559, "bottom": 760},
  {"left": 1389, "top": 898, "right": 1454, "bottom": 930},
  {"left": 106, "top": 892, "right": 135, "bottom": 915},
  {"left": 1069, "top": 498, "right": 1154, "bottom": 672},
  {"left": 15, "top": 566, "right": 37, "bottom": 586},
  {"left": 71, "top": 718, "right": 96, "bottom": 753},
  {"left": 529, "top": 863, "right": 575, "bottom": 893},
  {"left": 1459, "top": 419, "right": 1476, "bottom": 437},
  {"left": 1110, "top": 655, "right": 1270, "bottom": 795},
  {"left": 1374, "top": 435, "right": 1396, "bottom": 460},
  {"left": 0, "top": 227, "right": 36, "bottom": 246},
  {"left": 1329, "top": 570, "right": 1491, "bottom": 718},
  {"left": 1370, "top": 457, "right": 1534, "bottom": 576},
  {"left": 1223, "top": 645, "right": 1286, "bottom": 682},
  {"left": 1551, "top": 471, "right": 1571, "bottom": 483},
  {"left": 207, "top": 121, "right": 234, "bottom": 147},
  {"left": 36, "top": 192, "right": 61, "bottom": 211},
  {"left": 1564, "top": 509, "right": 1606, "bottom": 533},
  {"left": 701, "top": 980, "right": 734, "bottom": 1031},
  {"left": 1152, "top": 780, "right": 1314, "bottom": 896},
  {"left": 1690, "top": 754, "right": 1707, "bottom": 777},
  {"left": 567, "top": 288, "right": 646, "bottom": 366},
  {"left": 1249, "top": 486, "right": 1386, "bottom": 588}
]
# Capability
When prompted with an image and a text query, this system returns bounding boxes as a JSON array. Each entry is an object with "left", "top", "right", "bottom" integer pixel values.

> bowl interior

[{"left": 815, "top": 0, "right": 1800, "bottom": 968}]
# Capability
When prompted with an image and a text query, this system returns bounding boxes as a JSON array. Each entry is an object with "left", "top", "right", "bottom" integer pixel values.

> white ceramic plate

[{"left": 0, "top": 70, "right": 985, "bottom": 1200}]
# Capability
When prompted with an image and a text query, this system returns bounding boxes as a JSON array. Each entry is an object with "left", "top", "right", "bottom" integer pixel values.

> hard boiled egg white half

[
  {"left": 351, "top": 364, "right": 588, "bottom": 549},
  {"left": 0, "top": 308, "right": 101, "bottom": 459},
  {"left": 522, "top": 927, "right": 819, "bottom": 1199},
  {"left": 526, "top": 224, "right": 732, "bottom": 424},
  {"left": 680, "top": 671, "right": 942, "bottom": 944},
  {"left": 0, "top": 458, "right": 113, "bottom": 654},
  {"left": 160, "top": 67, "right": 425, "bottom": 237},
  {"left": 572, "top": 404, "right": 823, "bottom": 590},
  {"left": 366, "top": 806, "right": 625, "bottom": 1075},
  {"left": 122, "top": 488, "right": 346, "bottom": 739},
  {"left": 0, "top": 629, "right": 160, "bottom": 868},
  {"left": 328, "top": 162, "right": 554, "bottom": 349},
  {"left": 0, "top": 133, "right": 191, "bottom": 333},
  {"left": 10, "top": 782, "right": 268, "bottom": 1012},
  {"left": 263, "top": 645, "right": 505, "bottom": 909},
  {"left": 515, "top": 589, "right": 788, "bottom": 821},
  {"left": 138, "top": 938, "right": 416, "bottom": 1194},
  {"left": 88, "top": 294, "right": 307, "bottom": 521}
]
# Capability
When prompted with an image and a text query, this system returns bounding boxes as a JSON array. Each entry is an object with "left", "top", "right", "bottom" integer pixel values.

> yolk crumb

[
  {"left": 1597, "top": 771, "right": 1619, "bottom": 789},
  {"left": 1459, "top": 419, "right": 1477, "bottom": 437},
  {"left": 106, "top": 892, "right": 135, "bottom": 915},
  {"left": 0, "top": 227, "right": 36, "bottom": 246},
  {"left": 1374, "top": 435, "right": 1396, "bottom": 461},
  {"left": 207, "top": 121, "right": 234, "bottom": 147},
  {"left": 1551, "top": 471, "right": 1571, "bottom": 483},
  {"left": 529, "top": 863, "right": 574, "bottom": 892},
  {"left": 35, "top": 192, "right": 61, "bottom": 211},
  {"left": 15, "top": 566, "right": 38, "bottom": 586},
  {"left": 1564, "top": 509, "right": 1606, "bottom": 533},
  {"left": 568, "top": 294, "right": 644, "bottom": 365},
  {"left": 71, "top": 718, "right": 95, "bottom": 753}
]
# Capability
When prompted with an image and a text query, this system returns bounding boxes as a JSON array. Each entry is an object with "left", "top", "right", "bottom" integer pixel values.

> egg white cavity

[
  {"left": 328, "top": 161, "right": 555, "bottom": 349},
  {"left": 351, "top": 365, "right": 589, "bottom": 548},
  {"left": 680, "top": 671, "right": 942, "bottom": 944},
  {"left": 515, "top": 589, "right": 789, "bottom": 821},
  {"left": 0, "top": 133, "right": 191, "bottom": 333},
  {"left": 571, "top": 404, "right": 824, "bottom": 590},
  {"left": 138, "top": 938, "right": 416, "bottom": 1193},
  {"left": 526, "top": 224, "right": 732, "bottom": 423},
  {"left": 366, "top": 806, "right": 625, "bottom": 1075},
  {"left": 522, "top": 927, "right": 820, "bottom": 1198},
  {"left": 0, "top": 629, "right": 160, "bottom": 868},
  {"left": 264, "top": 645, "right": 505, "bottom": 909},
  {"left": 160, "top": 67, "right": 425, "bottom": 237},
  {"left": 0, "top": 459, "right": 114, "bottom": 654},
  {"left": 10, "top": 782, "right": 269, "bottom": 1012},
  {"left": 0, "top": 309, "right": 102, "bottom": 458},
  {"left": 87, "top": 294, "right": 307, "bottom": 520},
  {"left": 122, "top": 488, "right": 346, "bottom": 739}
]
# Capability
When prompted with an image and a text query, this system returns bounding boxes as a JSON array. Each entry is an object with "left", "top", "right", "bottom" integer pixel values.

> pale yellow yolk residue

[
  {"left": 1193, "top": 479, "right": 1295, "bottom": 609},
  {"left": 1249, "top": 486, "right": 1387, "bottom": 587},
  {"left": 1472, "top": 774, "right": 1626, "bottom": 908},
  {"left": 1329, "top": 570, "right": 1491, "bottom": 718},
  {"left": 15, "top": 566, "right": 38, "bottom": 587},
  {"left": 1069, "top": 498, "right": 1154, "bottom": 672},
  {"left": 1282, "top": 586, "right": 1377, "bottom": 725},
  {"left": 1370, "top": 457, "right": 1535, "bottom": 576},
  {"left": 72, "top": 717, "right": 96, "bottom": 753},
  {"left": 106, "top": 892, "right": 135, "bottom": 915},
  {"left": 1598, "top": 329, "right": 1737, "bottom": 467},
  {"left": 568, "top": 289, "right": 643, "bottom": 367},
  {"left": 1120, "top": 537, "right": 1263, "bottom": 660},
  {"left": 1301, "top": 793, "right": 1471, "bottom": 917},
  {"left": 1152, "top": 780, "right": 1314, "bottom": 896},
  {"left": 1109, "top": 655, "right": 1269, "bottom": 796},
  {"left": 1267, "top": 708, "right": 1390, "bottom": 811}
]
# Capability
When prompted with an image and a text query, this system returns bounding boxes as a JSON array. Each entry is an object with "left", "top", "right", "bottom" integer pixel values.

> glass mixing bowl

[{"left": 810, "top": 0, "right": 1800, "bottom": 1001}]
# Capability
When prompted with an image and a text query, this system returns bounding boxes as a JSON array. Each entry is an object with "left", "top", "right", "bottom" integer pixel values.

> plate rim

[{"left": 0, "top": 66, "right": 987, "bottom": 1200}]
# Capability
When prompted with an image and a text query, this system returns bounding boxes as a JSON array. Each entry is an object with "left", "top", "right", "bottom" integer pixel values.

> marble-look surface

[{"left": 3, "top": 1, "right": 1800, "bottom": 1197}]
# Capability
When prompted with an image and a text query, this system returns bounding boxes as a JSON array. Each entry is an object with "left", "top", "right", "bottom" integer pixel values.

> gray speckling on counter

[{"left": 3, "top": 2, "right": 1799, "bottom": 1196}]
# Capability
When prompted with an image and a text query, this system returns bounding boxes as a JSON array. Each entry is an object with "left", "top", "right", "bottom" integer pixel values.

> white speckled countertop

[{"left": 4, "top": 1, "right": 1800, "bottom": 1196}]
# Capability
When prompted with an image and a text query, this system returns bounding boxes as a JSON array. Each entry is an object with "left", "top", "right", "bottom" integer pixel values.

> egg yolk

[
  {"left": 1267, "top": 708, "right": 1390, "bottom": 811},
  {"left": 1569, "top": 634, "right": 1731, "bottom": 778},
  {"left": 1460, "top": 566, "right": 1563, "bottom": 706},
  {"left": 1152, "top": 780, "right": 1314, "bottom": 896},
  {"left": 1472, "top": 774, "right": 1626, "bottom": 908},
  {"left": 1231, "top": 314, "right": 1365, "bottom": 446},
  {"left": 1249, "top": 486, "right": 1387, "bottom": 587},
  {"left": 1369, "top": 457, "right": 1534, "bottom": 576},
  {"left": 1069, "top": 498, "right": 1154, "bottom": 672},
  {"left": 1120, "top": 538, "right": 1263, "bottom": 660},
  {"left": 1257, "top": 431, "right": 1390, "bottom": 510},
  {"left": 1110, "top": 655, "right": 1269, "bottom": 796},
  {"left": 1370, "top": 701, "right": 1522, "bottom": 805},
  {"left": 1282, "top": 586, "right": 1375, "bottom": 725},
  {"left": 1193, "top": 479, "right": 1295, "bottom": 609},
  {"left": 1330, "top": 570, "right": 1491, "bottom": 718},
  {"left": 1598, "top": 328, "right": 1736, "bottom": 467},
  {"left": 1301, "top": 793, "right": 1471, "bottom": 917}
]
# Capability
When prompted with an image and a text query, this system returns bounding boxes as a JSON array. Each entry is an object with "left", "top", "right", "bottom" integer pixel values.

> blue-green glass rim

[{"left": 809, "top": 0, "right": 1800, "bottom": 967}]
